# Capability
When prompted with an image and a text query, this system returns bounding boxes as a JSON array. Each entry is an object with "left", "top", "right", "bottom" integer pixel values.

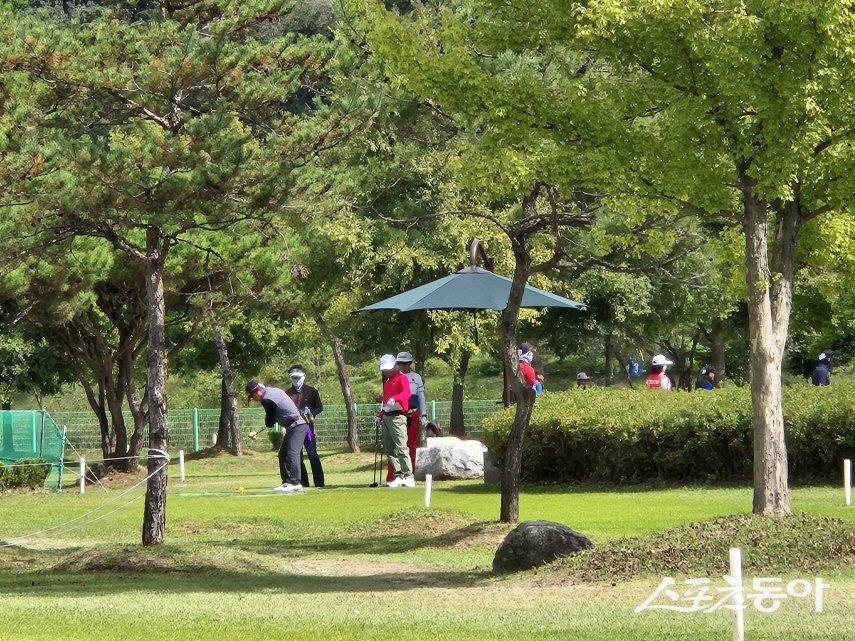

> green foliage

[
  {"left": 483, "top": 383, "right": 855, "bottom": 483},
  {"left": 0, "top": 457, "right": 51, "bottom": 489}
]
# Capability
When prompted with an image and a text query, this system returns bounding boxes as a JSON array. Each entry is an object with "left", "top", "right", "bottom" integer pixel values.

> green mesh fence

[
  {"left": 53, "top": 400, "right": 505, "bottom": 454},
  {"left": 0, "top": 410, "right": 66, "bottom": 490}
]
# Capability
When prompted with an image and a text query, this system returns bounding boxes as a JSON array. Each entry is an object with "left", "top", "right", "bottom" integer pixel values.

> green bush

[
  {"left": 482, "top": 383, "right": 855, "bottom": 483},
  {"left": 0, "top": 458, "right": 52, "bottom": 490}
]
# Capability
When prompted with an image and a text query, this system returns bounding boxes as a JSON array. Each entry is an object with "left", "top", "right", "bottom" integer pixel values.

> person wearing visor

[
  {"left": 245, "top": 379, "right": 309, "bottom": 492},
  {"left": 285, "top": 364, "right": 325, "bottom": 488},
  {"left": 375, "top": 353, "right": 414, "bottom": 487},
  {"left": 387, "top": 351, "right": 426, "bottom": 481},
  {"left": 645, "top": 354, "right": 674, "bottom": 391}
]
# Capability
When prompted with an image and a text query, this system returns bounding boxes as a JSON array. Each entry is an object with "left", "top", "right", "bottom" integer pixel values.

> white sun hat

[{"left": 379, "top": 354, "right": 397, "bottom": 371}]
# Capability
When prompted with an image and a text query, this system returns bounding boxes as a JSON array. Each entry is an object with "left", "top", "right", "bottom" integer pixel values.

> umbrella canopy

[{"left": 357, "top": 266, "right": 586, "bottom": 313}]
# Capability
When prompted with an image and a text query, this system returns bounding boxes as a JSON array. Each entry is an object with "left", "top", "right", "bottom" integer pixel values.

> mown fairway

[{"left": 0, "top": 451, "right": 852, "bottom": 641}]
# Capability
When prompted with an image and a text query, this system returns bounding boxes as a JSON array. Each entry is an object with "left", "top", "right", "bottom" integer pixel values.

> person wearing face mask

[
  {"left": 285, "top": 364, "right": 325, "bottom": 488},
  {"left": 517, "top": 342, "right": 538, "bottom": 392}
]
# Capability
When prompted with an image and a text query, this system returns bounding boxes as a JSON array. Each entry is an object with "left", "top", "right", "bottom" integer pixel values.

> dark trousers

[
  {"left": 300, "top": 426, "right": 325, "bottom": 487},
  {"left": 278, "top": 422, "right": 310, "bottom": 485}
]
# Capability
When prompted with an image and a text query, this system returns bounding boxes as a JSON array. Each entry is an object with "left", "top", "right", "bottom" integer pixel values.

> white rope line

[
  {"left": 0, "top": 462, "right": 168, "bottom": 548},
  {"left": 0, "top": 452, "right": 176, "bottom": 468},
  {"left": 60, "top": 437, "right": 109, "bottom": 492}
]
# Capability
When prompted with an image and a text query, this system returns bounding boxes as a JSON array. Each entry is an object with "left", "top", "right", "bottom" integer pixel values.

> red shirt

[
  {"left": 380, "top": 371, "right": 411, "bottom": 414},
  {"left": 519, "top": 361, "right": 537, "bottom": 387},
  {"left": 645, "top": 373, "right": 672, "bottom": 391}
]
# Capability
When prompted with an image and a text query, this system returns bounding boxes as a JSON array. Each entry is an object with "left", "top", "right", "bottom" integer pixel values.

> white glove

[
  {"left": 419, "top": 416, "right": 428, "bottom": 429},
  {"left": 374, "top": 417, "right": 382, "bottom": 430},
  {"left": 386, "top": 398, "right": 395, "bottom": 405}
]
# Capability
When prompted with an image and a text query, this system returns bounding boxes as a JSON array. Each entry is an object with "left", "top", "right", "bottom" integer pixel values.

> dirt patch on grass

[
  {"left": 548, "top": 513, "right": 855, "bottom": 582},
  {"left": 176, "top": 520, "right": 261, "bottom": 536}
]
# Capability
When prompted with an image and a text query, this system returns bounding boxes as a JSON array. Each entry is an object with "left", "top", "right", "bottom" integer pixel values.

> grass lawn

[{"left": 0, "top": 450, "right": 852, "bottom": 640}]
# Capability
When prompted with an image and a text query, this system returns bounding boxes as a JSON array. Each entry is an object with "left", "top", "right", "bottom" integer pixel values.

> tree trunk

[
  {"left": 123, "top": 349, "right": 146, "bottom": 471},
  {"left": 313, "top": 309, "right": 359, "bottom": 452},
  {"left": 499, "top": 239, "right": 533, "bottom": 524},
  {"left": 142, "top": 229, "right": 169, "bottom": 546},
  {"left": 710, "top": 320, "right": 727, "bottom": 382},
  {"left": 742, "top": 176, "right": 791, "bottom": 516},
  {"left": 604, "top": 334, "right": 615, "bottom": 386},
  {"left": 450, "top": 349, "right": 470, "bottom": 437},
  {"left": 208, "top": 307, "right": 241, "bottom": 455}
]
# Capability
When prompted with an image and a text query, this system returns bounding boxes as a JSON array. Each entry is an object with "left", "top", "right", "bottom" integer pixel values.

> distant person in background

[
  {"left": 576, "top": 372, "right": 591, "bottom": 389},
  {"left": 534, "top": 368, "right": 545, "bottom": 395},
  {"left": 285, "top": 364, "right": 325, "bottom": 488},
  {"left": 517, "top": 342, "right": 538, "bottom": 393},
  {"left": 388, "top": 351, "right": 426, "bottom": 482},
  {"left": 645, "top": 354, "right": 674, "bottom": 391},
  {"left": 811, "top": 350, "right": 833, "bottom": 386},
  {"left": 695, "top": 366, "right": 717, "bottom": 390}
]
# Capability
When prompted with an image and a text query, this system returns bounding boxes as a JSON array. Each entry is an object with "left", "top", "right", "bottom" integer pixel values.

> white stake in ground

[
  {"left": 729, "top": 547, "right": 745, "bottom": 641},
  {"left": 179, "top": 449, "right": 186, "bottom": 482},
  {"left": 844, "top": 458, "right": 851, "bottom": 507},
  {"left": 424, "top": 474, "right": 433, "bottom": 508},
  {"left": 79, "top": 457, "right": 85, "bottom": 494}
]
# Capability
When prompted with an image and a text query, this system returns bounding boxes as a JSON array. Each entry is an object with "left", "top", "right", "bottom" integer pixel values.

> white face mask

[{"left": 289, "top": 374, "right": 305, "bottom": 389}]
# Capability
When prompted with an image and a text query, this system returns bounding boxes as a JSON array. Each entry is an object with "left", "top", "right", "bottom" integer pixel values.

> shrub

[
  {"left": 0, "top": 458, "right": 52, "bottom": 490},
  {"left": 482, "top": 383, "right": 855, "bottom": 483}
]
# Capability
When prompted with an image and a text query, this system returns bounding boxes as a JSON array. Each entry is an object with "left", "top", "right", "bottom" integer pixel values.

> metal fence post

[
  {"left": 38, "top": 409, "right": 46, "bottom": 457},
  {"left": 431, "top": 400, "right": 436, "bottom": 421},
  {"left": 192, "top": 408, "right": 200, "bottom": 452}
]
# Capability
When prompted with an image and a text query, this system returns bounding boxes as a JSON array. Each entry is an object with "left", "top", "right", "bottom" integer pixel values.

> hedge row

[
  {"left": 0, "top": 458, "right": 51, "bottom": 490},
  {"left": 482, "top": 383, "right": 855, "bottom": 484}
]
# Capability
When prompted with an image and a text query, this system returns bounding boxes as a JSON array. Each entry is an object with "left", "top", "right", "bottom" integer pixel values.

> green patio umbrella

[
  {"left": 355, "top": 239, "right": 586, "bottom": 406},
  {"left": 356, "top": 265, "right": 586, "bottom": 314}
]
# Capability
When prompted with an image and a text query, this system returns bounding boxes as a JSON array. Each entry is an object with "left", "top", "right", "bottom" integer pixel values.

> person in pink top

[
  {"left": 645, "top": 354, "right": 674, "bottom": 391},
  {"left": 375, "top": 354, "right": 414, "bottom": 487}
]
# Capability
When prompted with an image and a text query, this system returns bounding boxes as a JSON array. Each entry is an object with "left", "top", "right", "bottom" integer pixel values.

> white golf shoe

[
  {"left": 387, "top": 476, "right": 416, "bottom": 488},
  {"left": 273, "top": 483, "right": 302, "bottom": 493}
]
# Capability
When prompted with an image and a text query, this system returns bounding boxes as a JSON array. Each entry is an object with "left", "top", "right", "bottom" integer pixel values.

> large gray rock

[
  {"left": 492, "top": 520, "right": 593, "bottom": 573},
  {"left": 483, "top": 449, "right": 501, "bottom": 484},
  {"left": 414, "top": 437, "right": 486, "bottom": 481}
]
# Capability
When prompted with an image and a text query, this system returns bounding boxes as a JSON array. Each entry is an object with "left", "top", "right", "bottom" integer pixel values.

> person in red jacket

[
  {"left": 645, "top": 354, "right": 674, "bottom": 391},
  {"left": 375, "top": 353, "right": 414, "bottom": 487},
  {"left": 518, "top": 342, "right": 538, "bottom": 391}
]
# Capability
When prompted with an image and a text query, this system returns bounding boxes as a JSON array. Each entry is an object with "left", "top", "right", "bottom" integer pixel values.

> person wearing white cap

[
  {"left": 576, "top": 372, "right": 591, "bottom": 389},
  {"left": 645, "top": 354, "right": 674, "bottom": 391},
  {"left": 375, "top": 354, "right": 415, "bottom": 487},
  {"left": 386, "top": 351, "right": 426, "bottom": 482},
  {"left": 811, "top": 350, "right": 833, "bottom": 386}
]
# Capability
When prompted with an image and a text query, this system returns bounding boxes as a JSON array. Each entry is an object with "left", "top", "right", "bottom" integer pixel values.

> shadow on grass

[
  {"left": 220, "top": 520, "right": 506, "bottom": 559},
  {"left": 442, "top": 481, "right": 755, "bottom": 495},
  {"left": 0, "top": 566, "right": 491, "bottom": 597}
]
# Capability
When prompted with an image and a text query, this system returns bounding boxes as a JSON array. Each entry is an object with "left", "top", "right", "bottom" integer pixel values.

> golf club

[{"left": 247, "top": 425, "right": 269, "bottom": 440}]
